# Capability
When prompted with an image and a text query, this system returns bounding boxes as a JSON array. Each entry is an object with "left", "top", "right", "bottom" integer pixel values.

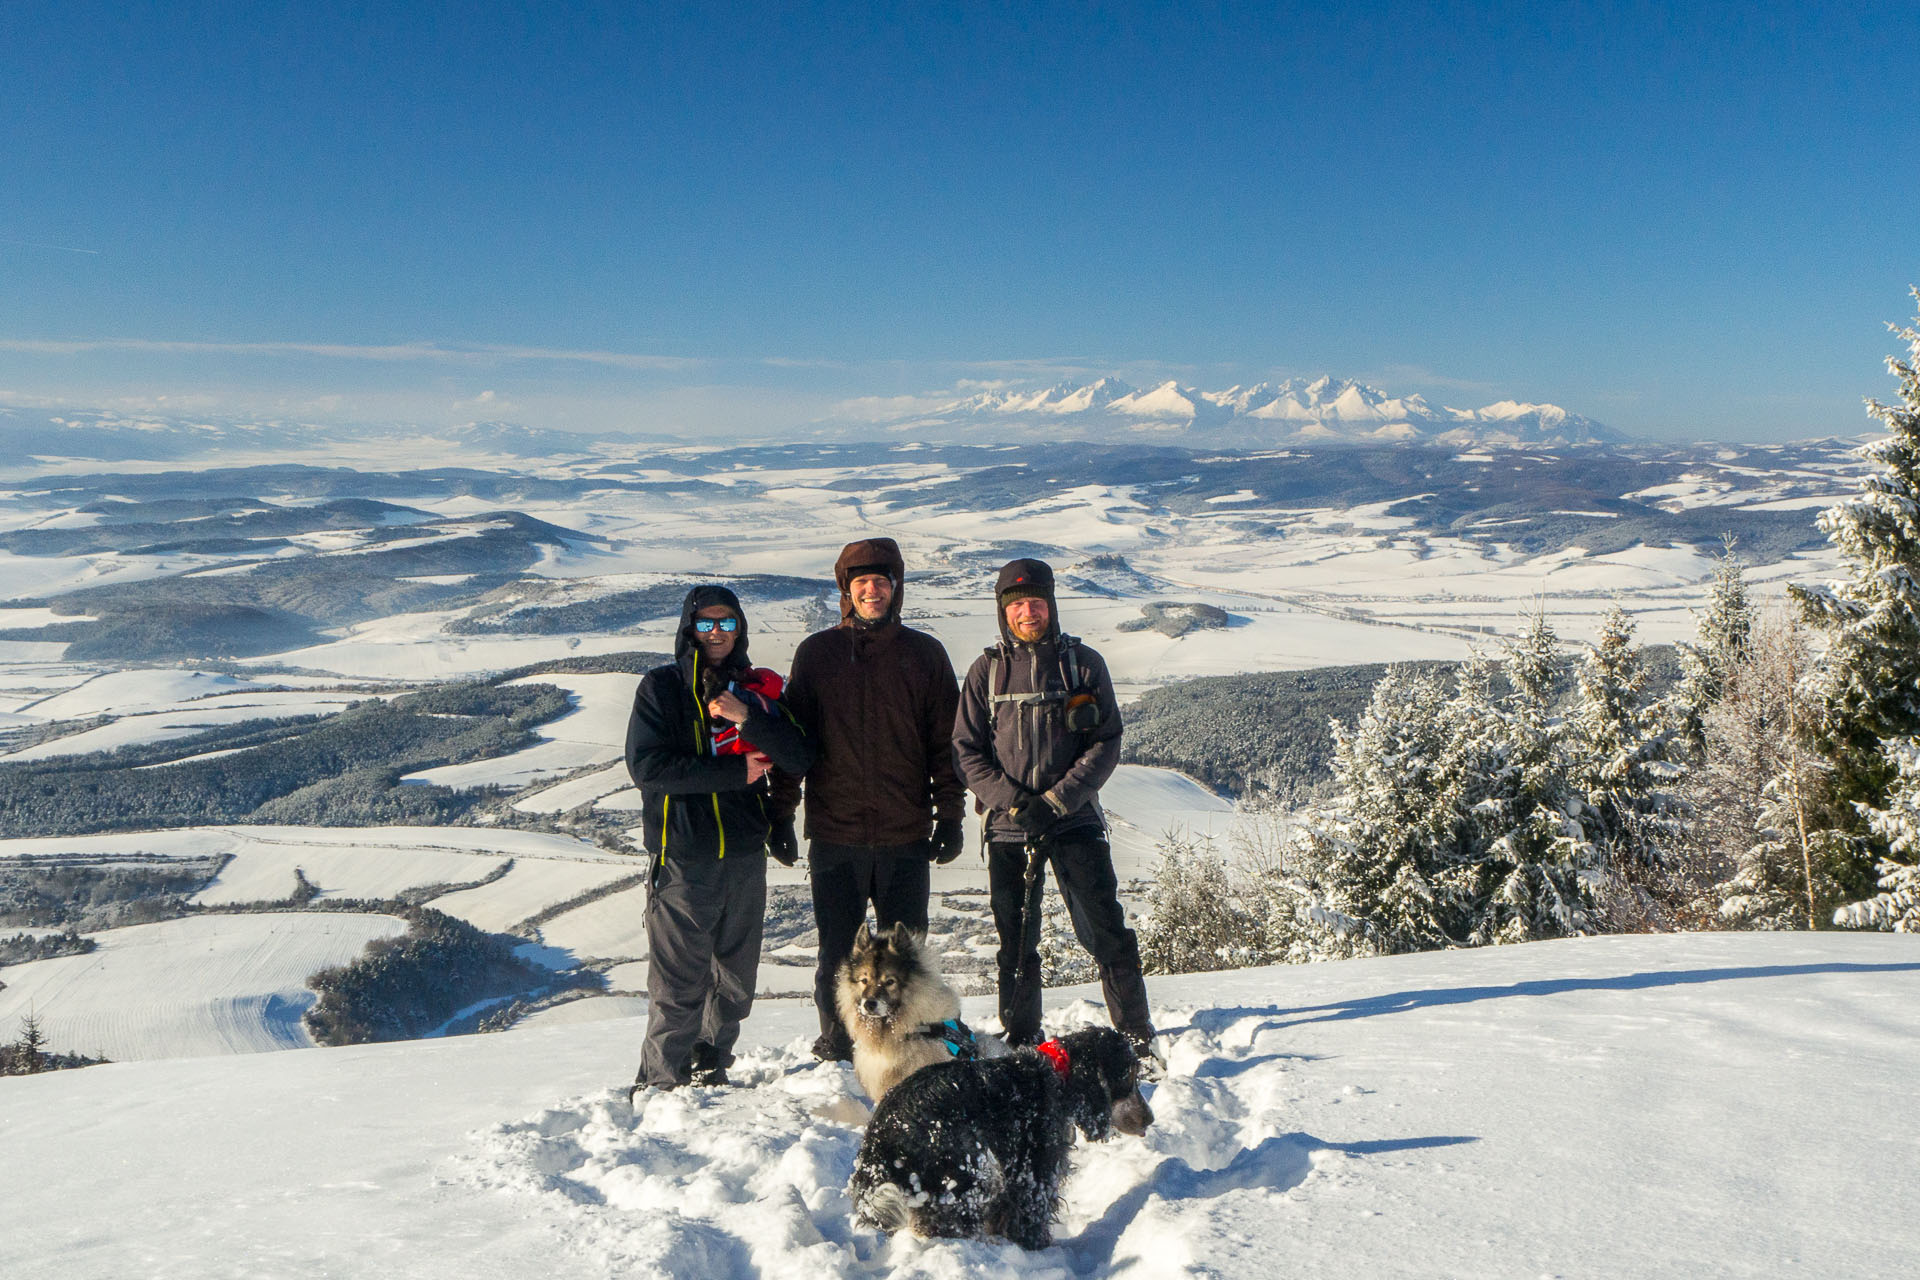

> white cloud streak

[{"left": 0, "top": 337, "right": 705, "bottom": 371}]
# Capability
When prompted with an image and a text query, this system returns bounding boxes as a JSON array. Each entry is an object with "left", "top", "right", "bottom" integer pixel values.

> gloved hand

[
  {"left": 1008, "top": 796, "right": 1060, "bottom": 841},
  {"left": 767, "top": 819, "right": 799, "bottom": 866},
  {"left": 932, "top": 818, "right": 965, "bottom": 864}
]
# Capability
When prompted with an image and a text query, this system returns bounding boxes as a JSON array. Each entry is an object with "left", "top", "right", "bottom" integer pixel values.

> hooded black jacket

[
  {"left": 953, "top": 559, "right": 1123, "bottom": 843},
  {"left": 625, "top": 585, "right": 812, "bottom": 863}
]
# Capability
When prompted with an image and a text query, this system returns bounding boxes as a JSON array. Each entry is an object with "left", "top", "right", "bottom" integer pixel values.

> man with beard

[
  {"left": 625, "top": 585, "right": 811, "bottom": 1094},
  {"left": 952, "top": 558, "right": 1156, "bottom": 1063},
  {"left": 769, "top": 537, "right": 965, "bottom": 1062}
]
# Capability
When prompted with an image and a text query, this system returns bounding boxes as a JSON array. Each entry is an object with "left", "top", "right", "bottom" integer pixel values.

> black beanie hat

[{"left": 995, "top": 557, "right": 1054, "bottom": 606}]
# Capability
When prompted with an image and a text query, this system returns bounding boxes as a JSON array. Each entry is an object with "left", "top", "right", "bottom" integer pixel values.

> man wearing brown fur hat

[
  {"left": 953, "top": 558, "right": 1156, "bottom": 1064},
  {"left": 770, "top": 537, "right": 965, "bottom": 1062}
]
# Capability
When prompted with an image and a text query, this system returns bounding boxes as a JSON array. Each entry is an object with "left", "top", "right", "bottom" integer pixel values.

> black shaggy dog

[{"left": 849, "top": 1026, "right": 1154, "bottom": 1250}]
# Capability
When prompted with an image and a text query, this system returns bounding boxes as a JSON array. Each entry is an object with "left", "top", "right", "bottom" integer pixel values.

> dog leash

[{"left": 1010, "top": 838, "right": 1046, "bottom": 987}]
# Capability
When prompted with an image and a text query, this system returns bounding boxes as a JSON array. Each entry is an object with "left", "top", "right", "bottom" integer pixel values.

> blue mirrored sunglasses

[{"left": 692, "top": 617, "right": 739, "bottom": 634}]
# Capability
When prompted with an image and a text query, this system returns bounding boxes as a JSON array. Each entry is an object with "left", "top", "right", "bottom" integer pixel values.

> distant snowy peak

[{"left": 908, "top": 377, "right": 1620, "bottom": 446}]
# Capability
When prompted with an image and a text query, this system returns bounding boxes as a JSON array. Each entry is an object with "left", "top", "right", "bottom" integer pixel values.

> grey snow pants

[{"left": 639, "top": 851, "right": 766, "bottom": 1089}]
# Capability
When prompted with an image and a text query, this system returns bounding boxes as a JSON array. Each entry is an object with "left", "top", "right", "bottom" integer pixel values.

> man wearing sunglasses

[
  {"left": 625, "top": 585, "right": 811, "bottom": 1094},
  {"left": 769, "top": 537, "right": 965, "bottom": 1063}
]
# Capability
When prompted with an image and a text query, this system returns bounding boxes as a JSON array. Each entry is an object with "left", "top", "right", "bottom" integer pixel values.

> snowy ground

[
  {"left": 0, "top": 911, "right": 407, "bottom": 1059},
  {"left": 3, "top": 932, "right": 1914, "bottom": 1278},
  {"left": 0, "top": 824, "right": 630, "bottom": 915}
]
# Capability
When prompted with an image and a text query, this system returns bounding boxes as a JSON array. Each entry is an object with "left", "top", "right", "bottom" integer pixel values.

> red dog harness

[{"left": 1035, "top": 1038, "right": 1070, "bottom": 1080}]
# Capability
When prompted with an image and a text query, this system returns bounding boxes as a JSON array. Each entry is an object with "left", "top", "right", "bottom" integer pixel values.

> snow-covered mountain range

[
  {"left": 874, "top": 376, "right": 1623, "bottom": 446},
  {"left": 0, "top": 375, "right": 1620, "bottom": 468}
]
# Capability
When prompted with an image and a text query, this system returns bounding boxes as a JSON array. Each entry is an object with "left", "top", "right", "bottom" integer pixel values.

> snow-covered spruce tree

[
  {"left": 1571, "top": 605, "right": 1686, "bottom": 923},
  {"left": 1710, "top": 610, "right": 1854, "bottom": 929},
  {"left": 1138, "top": 831, "right": 1264, "bottom": 973},
  {"left": 9, "top": 1009, "right": 47, "bottom": 1075},
  {"left": 1282, "top": 666, "right": 1476, "bottom": 957},
  {"left": 1468, "top": 609, "right": 1614, "bottom": 945},
  {"left": 1834, "top": 737, "right": 1920, "bottom": 932},
  {"left": 1790, "top": 292, "right": 1920, "bottom": 891},
  {"left": 1669, "top": 540, "right": 1754, "bottom": 759}
]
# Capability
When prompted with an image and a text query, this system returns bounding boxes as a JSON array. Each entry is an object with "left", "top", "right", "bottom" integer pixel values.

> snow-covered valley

[{"left": 0, "top": 430, "right": 1899, "bottom": 1277}]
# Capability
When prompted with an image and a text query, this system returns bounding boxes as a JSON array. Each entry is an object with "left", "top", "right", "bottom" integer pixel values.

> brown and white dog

[{"left": 834, "top": 922, "right": 997, "bottom": 1105}]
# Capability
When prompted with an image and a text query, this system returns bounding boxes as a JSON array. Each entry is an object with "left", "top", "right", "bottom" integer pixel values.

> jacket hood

[
  {"left": 834, "top": 537, "right": 906, "bottom": 625},
  {"left": 675, "top": 583, "right": 751, "bottom": 671},
  {"left": 995, "top": 557, "right": 1060, "bottom": 646}
]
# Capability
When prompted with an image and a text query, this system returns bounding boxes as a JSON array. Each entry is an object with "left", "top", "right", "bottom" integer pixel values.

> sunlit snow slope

[{"left": 3, "top": 932, "right": 1914, "bottom": 1280}]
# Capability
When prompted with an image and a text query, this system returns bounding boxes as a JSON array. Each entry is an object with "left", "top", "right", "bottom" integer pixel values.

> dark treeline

[
  {"left": 0, "top": 858, "right": 226, "bottom": 930},
  {"left": 0, "top": 683, "right": 569, "bottom": 838},
  {"left": 1123, "top": 651, "right": 1683, "bottom": 803},
  {"left": 0, "top": 929, "right": 97, "bottom": 963},
  {"left": 304, "top": 907, "right": 561, "bottom": 1045}
]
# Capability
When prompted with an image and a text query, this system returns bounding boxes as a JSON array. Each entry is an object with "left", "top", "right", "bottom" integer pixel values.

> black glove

[
  {"left": 767, "top": 819, "right": 799, "bottom": 866},
  {"left": 932, "top": 818, "right": 964, "bottom": 864},
  {"left": 1008, "top": 797, "right": 1060, "bottom": 841}
]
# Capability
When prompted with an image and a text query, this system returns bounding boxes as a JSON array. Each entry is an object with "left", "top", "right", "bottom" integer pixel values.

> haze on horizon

[{"left": 2, "top": 1, "right": 1915, "bottom": 445}]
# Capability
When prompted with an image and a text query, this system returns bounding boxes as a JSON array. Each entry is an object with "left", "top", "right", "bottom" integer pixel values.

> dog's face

[
  {"left": 842, "top": 923, "right": 924, "bottom": 1025},
  {"left": 1057, "top": 1028, "right": 1155, "bottom": 1140}
]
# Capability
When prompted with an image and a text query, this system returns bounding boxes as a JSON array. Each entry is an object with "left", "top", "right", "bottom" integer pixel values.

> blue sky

[{"left": 2, "top": 1, "right": 1914, "bottom": 441}]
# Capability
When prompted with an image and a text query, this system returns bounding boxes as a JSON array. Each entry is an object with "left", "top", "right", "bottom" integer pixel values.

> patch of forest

[
  {"left": 1122, "top": 649, "right": 1682, "bottom": 801},
  {"left": 304, "top": 907, "right": 585, "bottom": 1045},
  {"left": 0, "top": 928, "right": 97, "bottom": 963},
  {"left": 0, "top": 681, "right": 569, "bottom": 837},
  {"left": 448, "top": 574, "right": 820, "bottom": 635},
  {"left": 0, "top": 497, "right": 432, "bottom": 557},
  {"left": 0, "top": 603, "right": 328, "bottom": 661},
  {"left": 1117, "top": 601, "right": 1232, "bottom": 637},
  {"left": 0, "top": 856, "right": 228, "bottom": 930},
  {"left": 0, "top": 510, "right": 592, "bottom": 661},
  {"left": 492, "top": 649, "right": 670, "bottom": 680}
]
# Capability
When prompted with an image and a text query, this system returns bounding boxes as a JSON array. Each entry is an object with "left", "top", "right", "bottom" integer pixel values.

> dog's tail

[{"left": 858, "top": 1182, "right": 916, "bottom": 1233}]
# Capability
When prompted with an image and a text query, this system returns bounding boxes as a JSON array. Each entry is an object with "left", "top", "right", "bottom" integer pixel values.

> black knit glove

[
  {"left": 932, "top": 818, "right": 965, "bottom": 864},
  {"left": 767, "top": 819, "right": 800, "bottom": 866},
  {"left": 1008, "top": 797, "right": 1059, "bottom": 841}
]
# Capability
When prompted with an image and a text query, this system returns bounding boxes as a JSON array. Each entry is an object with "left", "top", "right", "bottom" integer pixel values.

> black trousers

[
  {"left": 808, "top": 840, "right": 932, "bottom": 1041},
  {"left": 988, "top": 836, "right": 1152, "bottom": 1046}
]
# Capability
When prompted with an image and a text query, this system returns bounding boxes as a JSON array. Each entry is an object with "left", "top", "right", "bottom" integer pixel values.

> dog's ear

[
  {"left": 1059, "top": 1029, "right": 1153, "bottom": 1140},
  {"left": 883, "top": 923, "right": 927, "bottom": 955},
  {"left": 854, "top": 922, "right": 873, "bottom": 950}
]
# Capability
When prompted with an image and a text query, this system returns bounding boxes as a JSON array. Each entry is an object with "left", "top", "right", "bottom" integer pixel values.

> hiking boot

[
  {"left": 811, "top": 1028, "right": 852, "bottom": 1063},
  {"left": 689, "top": 1040, "right": 731, "bottom": 1087}
]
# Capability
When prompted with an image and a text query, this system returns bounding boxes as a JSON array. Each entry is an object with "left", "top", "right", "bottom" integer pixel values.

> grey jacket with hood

[
  {"left": 624, "top": 585, "right": 811, "bottom": 864},
  {"left": 952, "top": 558, "right": 1123, "bottom": 843}
]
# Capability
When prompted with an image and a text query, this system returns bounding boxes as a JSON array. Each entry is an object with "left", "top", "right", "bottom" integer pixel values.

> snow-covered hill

[
  {"left": 5, "top": 932, "right": 1915, "bottom": 1279},
  {"left": 872, "top": 376, "right": 1623, "bottom": 447}
]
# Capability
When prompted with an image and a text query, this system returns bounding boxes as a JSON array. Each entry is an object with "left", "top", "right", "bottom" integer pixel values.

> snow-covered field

[
  {"left": 3, "top": 932, "right": 1914, "bottom": 1278},
  {"left": 404, "top": 673, "right": 635, "bottom": 790},
  {"left": 0, "top": 911, "right": 407, "bottom": 1059},
  {"left": 0, "top": 439, "right": 1894, "bottom": 1275},
  {"left": 1099, "top": 763, "right": 1241, "bottom": 877},
  {"left": 0, "top": 824, "right": 632, "bottom": 911}
]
